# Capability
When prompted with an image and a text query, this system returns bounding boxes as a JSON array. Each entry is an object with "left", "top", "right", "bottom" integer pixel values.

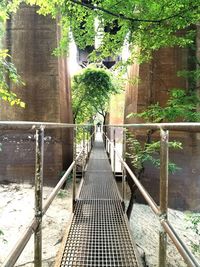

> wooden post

[
  {"left": 159, "top": 129, "right": 169, "bottom": 267},
  {"left": 34, "top": 127, "right": 44, "bottom": 267},
  {"left": 113, "top": 128, "right": 116, "bottom": 176},
  {"left": 72, "top": 126, "right": 77, "bottom": 212}
]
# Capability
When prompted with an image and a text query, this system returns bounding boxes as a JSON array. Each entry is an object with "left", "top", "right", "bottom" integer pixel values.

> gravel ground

[{"left": 0, "top": 183, "right": 200, "bottom": 267}]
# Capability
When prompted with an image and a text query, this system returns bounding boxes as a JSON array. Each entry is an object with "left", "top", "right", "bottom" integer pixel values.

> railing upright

[
  {"left": 92, "top": 126, "right": 95, "bottom": 147},
  {"left": 159, "top": 129, "right": 169, "bottom": 267},
  {"left": 82, "top": 126, "right": 86, "bottom": 177},
  {"left": 113, "top": 128, "right": 116, "bottom": 176},
  {"left": 34, "top": 127, "right": 44, "bottom": 267},
  {"left": 72, "top": 126, "right": 77, "bottom": 212},
  {"left": 86, "top": 128, "right": 89, "bottom": 161},
  {"left": 122, "top": 127, "right": 126, "bottom": 209},
  {"left": 109, "top": 129, "right": 111, "bottom": 162}
]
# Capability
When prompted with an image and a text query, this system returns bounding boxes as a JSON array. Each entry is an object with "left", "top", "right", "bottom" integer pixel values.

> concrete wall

[
  {"left": 124, "top": 44, "right": 200, "bottom": 210},
  {"left": 0, "top": 5, "right": 73, "bottom": 185}
]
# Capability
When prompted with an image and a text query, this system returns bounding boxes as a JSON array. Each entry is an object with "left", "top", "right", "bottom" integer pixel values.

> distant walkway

[{"left": 56, "top": 133, "right": 142, "bottom": 267}]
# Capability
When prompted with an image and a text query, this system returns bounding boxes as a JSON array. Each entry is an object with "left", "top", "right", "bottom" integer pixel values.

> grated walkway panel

[
  {"left": 60, "top": 200, "right": 138, "bottom": 267},
  {"left": 56, "top": 133, "right": 141, "bottom": 267}
]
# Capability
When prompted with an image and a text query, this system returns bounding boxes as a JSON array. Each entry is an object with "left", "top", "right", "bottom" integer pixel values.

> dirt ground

[{"left": 0, "top": 183, "right": 200, "bottom": 266}]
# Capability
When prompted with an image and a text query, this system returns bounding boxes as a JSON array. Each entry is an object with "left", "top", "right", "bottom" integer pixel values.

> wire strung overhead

[{"left": 69, "top": 0, "right": 199, "bottom": 24}]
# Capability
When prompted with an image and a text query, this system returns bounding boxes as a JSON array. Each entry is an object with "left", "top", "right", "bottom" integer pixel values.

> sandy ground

[
  {"left": 0, "top": 183, "right": 200, "bottom": 267},
  {"left": 0, "top": 183, "right": 72, "bottom": 266},
  {"left": 130, "top": 203, "right": 200, "bottom": 266}
]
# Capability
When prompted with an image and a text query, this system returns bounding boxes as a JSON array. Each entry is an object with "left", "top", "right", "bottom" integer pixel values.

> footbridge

[
  {"left": 55, "top": 132, "right": 141, "bottom": 267},
  {"left": 1, "top": 122, "right": 200, "bottom": 267}
]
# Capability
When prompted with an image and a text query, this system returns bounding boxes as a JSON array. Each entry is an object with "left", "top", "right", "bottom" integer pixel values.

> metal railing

[
  {"left": 1, "top": 121, "right": 95, "bottom": 267},
  {"left": 103, "top": 122, "right": 200, "bottom": 267}
]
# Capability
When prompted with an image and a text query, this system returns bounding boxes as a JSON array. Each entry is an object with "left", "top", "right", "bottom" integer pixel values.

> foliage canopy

[
  {"left": 2, "top": 0, "right": 200, "bottom": 63},
  {"left": 72, "top": 66, "right": 120, "bottom": 123}
]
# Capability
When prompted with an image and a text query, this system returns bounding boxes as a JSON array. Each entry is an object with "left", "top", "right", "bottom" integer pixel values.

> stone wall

[
  {"left": 124, "top": 44, "right": 200, "bottom": 210},
  {"left": 0, "top": 5, "right": 73, "bottom": 185}
]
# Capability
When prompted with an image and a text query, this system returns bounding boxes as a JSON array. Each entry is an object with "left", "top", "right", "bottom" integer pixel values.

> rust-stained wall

[
  {"left": 124, "top": 43, "right": 200, "bottom": 210},
  {"left": 0, "top": 5, "right": 73, "bottom": 185}
]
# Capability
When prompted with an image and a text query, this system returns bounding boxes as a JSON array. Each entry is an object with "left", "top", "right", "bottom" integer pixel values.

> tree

[
  {"left": 3, "top": 1, "right": 200, "bottom": 64},
  {"left": 124, "top": 88, "right": 200, "bottom": 218},
  {"left": 72, "top": 66, "right": 120, "bottom": 123}
]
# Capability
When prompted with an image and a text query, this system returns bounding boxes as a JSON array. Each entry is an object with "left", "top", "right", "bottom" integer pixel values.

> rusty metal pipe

[
  {"left": 106, "top": 123, "right": 200, "bottom": 132},
  {"left": 2, "top": 146, "right": 84, "bottom": 267},
  {"left": 103, "top": 133, "right": 160, "bottom": 215},
  {"left": 159, "top": 129, "right": 169, "bottom": 267},
  {"left": 2, "top": 219, "right": 38, "bottom": 267},
  {"left": 0, "top": 121, "right": 92, "bottom": 130},
  {"left": 34, "top": 127, "right": 44, "bottom": 267},
  {"left": 72, "top": 126, "right": 77, "bottom": 212},
  {"left": 113, "top": 128, "right": 116, "bottom": 176},
  {"left": 122, "top": 127, "right": 126, "bottom": 206},
  {"left": 104, "top": 132, "right": 199, "bottom": 267},
  {"left": 161, "top": 220, "right": 199, "bottom": 267},
  {"left": 1, "top": 121, "right": 200, "bottom": 132}
]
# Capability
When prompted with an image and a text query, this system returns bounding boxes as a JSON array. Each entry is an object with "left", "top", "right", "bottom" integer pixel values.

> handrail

[
  {"left": 103, "top": 129, "right": 199, "bottom": 267},
  {"left": 0, "top": 121, "right": 93, "bottom": 129},
  {"left": 103, "top": 133, "right": 160, "bottom": 215},
  {"left": 2, "top": 124, "right": 95, "bottom": 267},
  {"left": 1, "top": 121, "right": 200, "bottom": 266},
  {"left": 105, "top": 122, "right": 200, "bottom": 132},
  {"left": 1, "top": 120, "right": 200, "bottom": 131}
]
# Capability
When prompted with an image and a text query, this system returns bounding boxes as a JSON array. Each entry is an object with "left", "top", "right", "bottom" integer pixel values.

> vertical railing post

[
  {"left": 86, "top": 128, "right": 89, "bottom": 161},
  {"left": 159, "top": 129, "right": 169, "bottom": 267},
  {"left": 108, "top": 127, "right": 111, "bottom": 162},
  {"left": 113, "top": 128, "right": 116, "bottom": 176},
  {"left": 105, "top": 125, "right": 107, "bottom": 151},
  {"left": 122, "top": 127, "right": 126, "bottom": 210},
  {"left": 92, "top": 125, "right": 95, "bottom": 147},
  {"left": 34, "top": 127, "right": 44, "bottom": 267},
  {"left": 104, "top": 125, "right": 106, "bottom": 148},
  {"left": 72, "top": 126, "right": 77, "bottom": 212},
  {"left": 90, "top": 126, "right": 93, "bottom": 150},
  {"left": 109, "top": 141, "right": 111, "bottom": 162},
  {"left": 82, "top": 126, "right": 85, "bottom": 177}
]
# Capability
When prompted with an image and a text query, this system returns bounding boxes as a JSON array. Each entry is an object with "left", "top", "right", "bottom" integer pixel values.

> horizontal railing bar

[
  {"left": 103, "top": 133, "right": 199, "bottom": 267},
  {"left": 162, "top": 220, "right": 199, "bottom": 267},
  {"left": 105, "top": 123, "right": 200, "bottom": 132},
  {"left": 2, "top": 142, "right": 87, "bottom": 267},
  {"left": 2, "top": 219, "right": 38, "bottom": 267},
  {"left": 1, "top": 121, "right": 200, "bottom": 131},
  {"left": 43, "top": 144, "right": 86, "bottom": 215},
  {"left": 103, "top": 133, "right": 159, "bottom": 215},
  {"left": 0, "top": 121, "right": 93, "bottom": 130}
]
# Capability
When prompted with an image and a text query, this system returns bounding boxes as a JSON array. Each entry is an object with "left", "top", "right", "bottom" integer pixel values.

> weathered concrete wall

[
  {"left": 124, "top": 44, "right": 200, "bottom": 210},
  {"left": 0, "top": 5, "right": 73, "bottom": 185}
]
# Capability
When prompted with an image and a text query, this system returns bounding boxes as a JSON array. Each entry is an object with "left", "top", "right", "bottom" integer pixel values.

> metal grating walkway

[{"left": 56, "top": 133, "right": 141, "bottom": 267}]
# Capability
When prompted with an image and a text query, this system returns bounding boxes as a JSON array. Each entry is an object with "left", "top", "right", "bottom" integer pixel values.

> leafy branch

[{"left": 0, "top": 50, "right": 25, "bottom": 107}]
